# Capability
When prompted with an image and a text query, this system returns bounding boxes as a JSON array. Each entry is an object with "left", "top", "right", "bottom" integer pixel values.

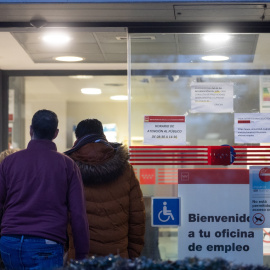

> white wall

[
  {"left": 24, "top": 77, "right": 129, "bottom": 152},
  {"left": 67, "top": 101, "right": 128, "bottom": 147},
  {"left": 25, "top": 77, "right": 67, "bottom": 152}
]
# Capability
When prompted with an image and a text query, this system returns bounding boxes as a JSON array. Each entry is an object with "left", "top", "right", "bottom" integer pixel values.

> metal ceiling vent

[{"left": 174, "top": 4, "right": 267, "bottom": 22}]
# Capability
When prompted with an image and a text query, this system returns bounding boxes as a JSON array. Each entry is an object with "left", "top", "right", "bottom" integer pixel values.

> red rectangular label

[
  {"left": 238, "top": 120, "right": 250, "bottom": 124},
  {"left": 144, "top": 116, "right": 185, "bottom": 122},
  {"left": 8, "top": 114, "right": 13, "bottom": 121},
  {"left": 140, "top": 168, "right": 156, "bottom": 184},
  {"left": 178, "top": 168, "right": 249, "bottom": 184}
]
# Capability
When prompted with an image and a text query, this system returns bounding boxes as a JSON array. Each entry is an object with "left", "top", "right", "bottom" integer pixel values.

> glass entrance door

[{"left": 129, "top": 32, "right": 270, "bottom": 263}]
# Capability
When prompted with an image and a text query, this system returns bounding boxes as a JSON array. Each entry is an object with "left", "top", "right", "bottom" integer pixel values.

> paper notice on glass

[
  {"left": 190, "top": 82, "right": 234, "bottom": 113},
  {"left": 263, "top": 228, "right": 270, "bottom": 255},
  {"left": 9, "top": 89, "right": 15, "bottom": 122},
  {"left": 249, "top": 166, "right": 270, "bottom": 228},
  {"left": 234, "top": 113, "right": 270, "bottom": 143},
  {"left": 260, "top": 76, "right": 270, "bottom": 109},
  {"left": 144, "top": 115, "right": 186, "bottom": 145}
]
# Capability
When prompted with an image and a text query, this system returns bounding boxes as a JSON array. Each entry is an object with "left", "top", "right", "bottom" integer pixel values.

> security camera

[
  {"left": 168, "top": 75, "right": 180, "bottom": 82},
  {"left": 30, "top": 19, "right": 47, "bottom": 28}
]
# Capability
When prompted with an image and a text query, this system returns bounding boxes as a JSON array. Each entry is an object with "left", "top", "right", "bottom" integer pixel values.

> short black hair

[
  {"left": 31, "top": 110, "right": 58, "bottom": 140},
  {"left": 75, "top": 119, "right": 104, "bottom": 139}
]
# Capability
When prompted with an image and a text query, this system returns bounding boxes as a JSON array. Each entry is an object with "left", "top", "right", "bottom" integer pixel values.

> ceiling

[
  {"left": 11, "top": 31, "right": 128, "bottom": 64},
  {"left": 1, "top": 2, "right": 270, "bottom": 103},
  {"left": 0, "top": 2, "right": 270, "bottom": 71},
  {"left": 0, "top": 2, "right": 269, "bottom": 23},
  {"left": 7, "top": 31, "right": 259, "bottom": 66}
]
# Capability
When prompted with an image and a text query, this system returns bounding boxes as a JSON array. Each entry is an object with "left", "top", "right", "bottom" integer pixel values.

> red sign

[
  {"left": 8, "top": 114, "right": 14, "bottom": 121},
  {"left": 259, "top": 167, "right": 270, "bottom": 182},
  {"left": 140, "top": 168, "right": 156, "bottom": 184},
  {"left": 178, "top": 168, "right": 249, "bottom": 184},
  {"left": 208, "top": 145, "right": 231, "bottom": 165},
  {"left": 238, "top": 120, "right": 251, "bottom": 124},
  {"left": 144, "top": 116, "right": 185, "bottom": 122}
]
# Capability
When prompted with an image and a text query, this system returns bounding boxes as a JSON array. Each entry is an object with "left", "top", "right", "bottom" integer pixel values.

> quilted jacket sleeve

[{"left": 128, "top": 164, "right": 145, "bottom": 258}]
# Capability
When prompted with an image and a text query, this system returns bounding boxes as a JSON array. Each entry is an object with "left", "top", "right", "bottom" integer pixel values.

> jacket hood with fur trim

[{"left": 70, "top": 142, "right": 130, "bottom": 186}]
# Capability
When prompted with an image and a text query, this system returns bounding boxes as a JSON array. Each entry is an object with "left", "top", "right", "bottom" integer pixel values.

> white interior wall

[
  {"left": 67, "top": 101, "right": 128, "bottom": 147},
  {"left": 24, "top": 77, "right": 129, "bottom": 152},
  {"left": 25, "top": 77, "right": 67, "bottom": 152}
]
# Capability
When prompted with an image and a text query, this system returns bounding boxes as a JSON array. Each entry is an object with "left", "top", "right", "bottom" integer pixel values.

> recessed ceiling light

[
  {"left": 203, "top": 33, "right": 230, "bottom": 42},
  {"left": 81, "top": 88, "right": 101, "bottom": 95},
  {"left": 202, "top": 55, "right": 229, "bottom": 61},
  {"left": 69, "top": 75, "right": 94, "bottom": 79},
  {"left": 55, "top": 56, "right": 84, "bottom": 62},
  {"left": 110, "top": 95, "right": 128, "bottom": 101},
  {"left": 42, "top": 33, "right": 71, "bottom": 45}
]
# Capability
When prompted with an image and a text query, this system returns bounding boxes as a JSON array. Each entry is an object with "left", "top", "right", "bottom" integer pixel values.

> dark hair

[
  {"left": 31, "top": 110, "right": 58, "bottom": 140},
  {"left": 75, "top": 119, "right": 104, "bottom": 139}
]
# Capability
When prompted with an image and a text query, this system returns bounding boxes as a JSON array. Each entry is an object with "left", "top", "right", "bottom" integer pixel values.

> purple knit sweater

[{"left": 0, "top": 140, "right": 89, "bottom": 260}]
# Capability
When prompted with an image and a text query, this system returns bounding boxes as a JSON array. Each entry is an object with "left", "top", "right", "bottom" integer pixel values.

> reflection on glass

[
  {"left": 8, "top": 75, "right": 128, "bottom": 153},
  {"left": 129, "top": 32, "right": 270, "bottom": 262}
]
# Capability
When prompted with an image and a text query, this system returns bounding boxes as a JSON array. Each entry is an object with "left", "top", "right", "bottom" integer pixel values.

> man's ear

[
  {"left": 53, "top": 129, "right": 59, "bottom": 140},
  {"left": 30, "top": 126, "right": 34, "bottom": 138}
]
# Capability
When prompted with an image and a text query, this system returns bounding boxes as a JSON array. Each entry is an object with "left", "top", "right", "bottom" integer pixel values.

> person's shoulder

[
  {"left": 55, "top": 151, "right": 75, "bottom": 162},
  {"left": 57, "top": 152, "right": 81, "bottom": 170},
  {"left": 0, "top": 149, "right": 25, "bottom": 169},
  {"left": 2, "top": 149, "right": 25, "bottom": 160}
]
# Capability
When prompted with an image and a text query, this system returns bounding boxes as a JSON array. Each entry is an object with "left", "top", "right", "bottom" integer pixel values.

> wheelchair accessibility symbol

[
  {"left": 152, "top": 197, "right": 180, "bottom": 227},
  {"left": 158, "top": 202, "right": 175, "bottom": 222}
]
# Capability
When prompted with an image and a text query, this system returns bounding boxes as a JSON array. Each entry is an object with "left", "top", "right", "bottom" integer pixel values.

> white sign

[
  {"left": 190, "top": 82, "right": 234, "bottom": 113},
  {"left": 178, "top": 168, "right": 262, "bottom": 265},
  {"left": 250, "top": 166, "right": 270, "bottom": 228},
  {"left": 260, "top": 76, "right": 270, "bottom": 110},
  {"left": 103, "top": 123, "right": 117, "bottom": 142},
  {"left": 263, "top": 228, "right": 270, "bottom": 255},
  {"left": 9, "top": 89, "right": 15, "bottom": 122},
  {"left": 234, "top": 113, "right": 270, "bottom": 143},
  {"left": 144, "top": 116, "right": 186, "bottom": 145}
]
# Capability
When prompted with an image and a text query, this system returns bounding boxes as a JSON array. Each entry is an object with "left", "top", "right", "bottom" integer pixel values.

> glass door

[{"left": 129, "top": 32, "right": 270, "bottom": 263}]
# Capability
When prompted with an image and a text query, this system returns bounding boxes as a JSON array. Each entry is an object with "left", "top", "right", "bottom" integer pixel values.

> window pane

[
  {"left": 8, "top": 75, "right": 128, "bottom": 152},
  {"left": 129, "top": 33, "right": 270, "bottom": 262}
]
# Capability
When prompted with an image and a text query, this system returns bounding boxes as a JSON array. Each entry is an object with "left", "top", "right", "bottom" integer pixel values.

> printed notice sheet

[
  {"left": 190, "top": 82, "right": 234, "bottom": 113},
  {"left": 9, "top": 89, "right": 14, "bottom": 122},
  {"left": 144, "top": 115, "right": 186, "bottom": 145},
  {"left": 260, "top": 76, "right": 270, "bottom": 109},
  {"left": 234, "top": 113, "right": 270, "bottom": 143},
  {"left": 250, "top": 166, "right": 270, "bottom": 228},
  {"left": 263, "top": 228, "right": 270, "bottom": 255}
]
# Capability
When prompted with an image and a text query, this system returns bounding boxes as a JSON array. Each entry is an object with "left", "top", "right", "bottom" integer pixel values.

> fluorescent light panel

[
  {"left": 202, "top": 55, "right": 229, "bottom": 61},
  {"left": 110, "top": 95, "right": 128, "bottom": 100},
  {"left": 81, "top": 88, "right": 101, "bottom": 95},
  {"left": 55, "top": 56, "right": 84, "bottom": 62},
  {"left": 203, "top": 33, "right": 230, "bottom": 43},
  {"left": 42, "top": 33, "right": 71, "bottom": 45}
]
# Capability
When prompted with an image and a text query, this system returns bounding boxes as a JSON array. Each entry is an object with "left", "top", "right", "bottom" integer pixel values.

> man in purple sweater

[{"left": 0, "top": 110, "right": 89, "bottom": 270}]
